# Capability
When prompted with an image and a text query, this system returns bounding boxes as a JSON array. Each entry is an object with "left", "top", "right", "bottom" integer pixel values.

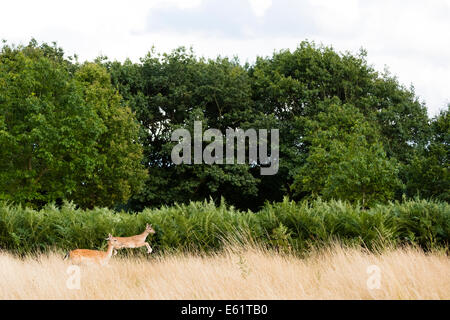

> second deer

[{"left": 64, "top": 234, "right": 119, "bottom": 266}]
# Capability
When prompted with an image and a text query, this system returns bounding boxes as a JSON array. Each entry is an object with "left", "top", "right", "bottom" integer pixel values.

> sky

[{"left": 1, "top": 0, "right": 449, "bottom": 116}]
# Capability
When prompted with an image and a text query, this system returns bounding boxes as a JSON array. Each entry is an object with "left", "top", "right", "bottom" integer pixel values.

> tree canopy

[
  {"left": 0, "top": 41, "right": 147, "bottom": 208},
  {"left": 291, "top": 98, "right": 402, "bottom": 207},
  {"left": 1, "top": 40, "right": 447, "bottom": 210}
]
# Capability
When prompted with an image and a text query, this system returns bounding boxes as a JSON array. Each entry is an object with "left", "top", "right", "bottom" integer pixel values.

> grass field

[{"left": 0, "top": 244, "right": 448, "bottom": 299}]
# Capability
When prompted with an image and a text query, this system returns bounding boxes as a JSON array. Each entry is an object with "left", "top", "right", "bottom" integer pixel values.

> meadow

[
  {"left": 0, "top": 244, "right": 448, "bottom": 299},
  {"left": 0, "top": 198, "right": 448, "bottom": 300}
]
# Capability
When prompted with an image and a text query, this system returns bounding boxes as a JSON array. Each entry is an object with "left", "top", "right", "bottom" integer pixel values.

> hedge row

[{"left": 0, "top": 198, "right": 448, "bottom": 255}]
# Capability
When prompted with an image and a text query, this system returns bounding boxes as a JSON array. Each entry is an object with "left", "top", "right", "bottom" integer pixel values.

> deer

[
  {"left": 64, "top": 234, "right": 118, "bottom": 266},
  {"left": 110, "top": 223, "right": 156, "bottom": 255}
]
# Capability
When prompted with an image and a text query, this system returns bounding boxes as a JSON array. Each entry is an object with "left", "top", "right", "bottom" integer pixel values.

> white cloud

[
  {"left": 0, "top": 0, "right": 448, "bottom": 116},
  {"left": 248, "top": 0, "right": 273, "bottom": 17}
]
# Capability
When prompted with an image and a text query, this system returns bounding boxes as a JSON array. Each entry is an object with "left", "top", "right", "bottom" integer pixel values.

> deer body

[
  {"left": 65, "top": 235, "right": 118, "bottom": 266},
  {"left": 111, "top": 224, "right": 155, "bottom": 255}
]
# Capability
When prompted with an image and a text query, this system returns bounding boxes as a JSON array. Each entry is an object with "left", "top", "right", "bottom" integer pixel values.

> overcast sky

[{"left": 1, "top": 0, "right": 449, "bottom": 116}]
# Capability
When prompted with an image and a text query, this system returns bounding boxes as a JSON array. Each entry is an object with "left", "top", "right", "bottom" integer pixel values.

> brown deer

[
  {"left": 64, "top": 234, "right": 118, "bottom": 266},
  {"left": 110, "top": 224, "right": 156, "bottom": 255}
]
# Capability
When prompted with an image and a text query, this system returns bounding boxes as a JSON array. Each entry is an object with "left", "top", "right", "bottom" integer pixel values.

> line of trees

[{"left": 0, "top": 40, "right": 448, "bottom": 210}]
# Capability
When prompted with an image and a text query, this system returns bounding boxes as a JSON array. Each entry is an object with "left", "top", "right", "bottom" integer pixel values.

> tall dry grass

[{"left": 0, "top": 245, "right": 448, "bottom": 299}]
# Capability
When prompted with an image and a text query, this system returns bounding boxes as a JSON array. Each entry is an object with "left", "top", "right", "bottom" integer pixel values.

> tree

[
  {"left": 250, "top": 42, "right": 429, "bottom": 203},
  {"left": 404, "top": 105, "right": 449, "bottom": 201},
  {"left": 0, "top": 41, "right": 147, "bottom": 208},
  {"left": 103, "top": 41, "right": 435, "bottom": 210},
  {"left": 105, "top": 48, "right": 261, "bottom": 210},
  {"left": 291, "top": 99, "right": 402, "bottom": 207}
]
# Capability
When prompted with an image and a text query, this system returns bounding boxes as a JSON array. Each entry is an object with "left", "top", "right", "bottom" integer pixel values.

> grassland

[
  {"left": 1, "top": 199, "right": 447, "bottom": 299},
  {"left": 0, "top": 244, "right": 448, "bottom": 300}
]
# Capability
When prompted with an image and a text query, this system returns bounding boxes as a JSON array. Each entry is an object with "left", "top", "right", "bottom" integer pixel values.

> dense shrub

[{"left": 0, "top": 198, "right": 448, "bottom": 255}]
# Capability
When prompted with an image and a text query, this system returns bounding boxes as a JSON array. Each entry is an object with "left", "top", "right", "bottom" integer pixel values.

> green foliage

[
  {"left": 249, "top": 42, "right": 429, "bottom": 204},
  {"left": 0, "top": 199, "right": 447, "bottom": 255},
  {"left": 0, "top": 41, "right": 147, "bottom": 208},
  {"left": 0, "top": 39, "right": 446, "bottom": 211},
  {"left": 105, "top": 48, "right": 260, "bottom": 210},
  {"left": 291, "top": 99, "right": 402, "bottom": 206},
  {"left": 404, "top": 106, "right": 449, "bottom": 201},
  {"left": 103, "top": 41, "right": 435, "bottom": 211}
]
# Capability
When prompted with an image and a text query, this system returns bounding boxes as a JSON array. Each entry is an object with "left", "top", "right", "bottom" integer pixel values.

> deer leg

[
  {"left": 142, "top": 242, "right": 152, "bottom": 254},
  {"left": 136, "top": 242, "right": 153, "bottom": 254}
]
